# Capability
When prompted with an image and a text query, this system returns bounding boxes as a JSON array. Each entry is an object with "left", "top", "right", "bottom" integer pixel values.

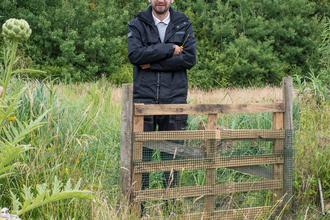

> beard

[{"left": 152, "top": 2, "right": 170, "bottom": 15}]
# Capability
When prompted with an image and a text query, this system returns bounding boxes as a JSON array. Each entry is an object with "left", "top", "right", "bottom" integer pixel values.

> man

[{"left": 127, "top": 0, "right": 197, "bottom": 211}]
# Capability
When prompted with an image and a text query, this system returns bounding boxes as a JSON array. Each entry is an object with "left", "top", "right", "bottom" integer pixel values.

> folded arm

[
  {"left": 127, "top": 22, "right": 175, "bottom": 66},
  {"left": 150, "top": 24, "right": 197, "bottom": 72}
]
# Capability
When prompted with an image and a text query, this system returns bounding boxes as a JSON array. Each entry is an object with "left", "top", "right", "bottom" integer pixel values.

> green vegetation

[
  {"left": 1, "top": 69, "right": 330, "bottom": 218},
  {"left": 3, "top": 76, "right": 329, "bottom": 219},
  {"left": 1, "top": 1, "right": 330, "bottom": 219},
  {"left": 0, "top": 19, "right": 97, "bottom": 219},
  {"left": 0, "top": 0, "right": 329, "bottom": 88}
]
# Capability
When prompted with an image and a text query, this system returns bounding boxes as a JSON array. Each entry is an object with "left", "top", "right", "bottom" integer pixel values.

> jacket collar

[
  {"left": 152, "top": 11, "right": 170, "bottom": 25},
  {"left": 137, "top": 6, "right": 187, "bottom": 26}
]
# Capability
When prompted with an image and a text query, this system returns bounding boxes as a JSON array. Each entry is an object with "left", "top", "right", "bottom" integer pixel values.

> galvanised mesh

[{"left": 131, "top": 129, "right": 293, "bottom": 219}]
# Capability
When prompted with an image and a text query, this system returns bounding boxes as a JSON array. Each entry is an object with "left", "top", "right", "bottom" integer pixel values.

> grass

[{"left": 1, "top": 79, "right": 329, "bottom": 219}]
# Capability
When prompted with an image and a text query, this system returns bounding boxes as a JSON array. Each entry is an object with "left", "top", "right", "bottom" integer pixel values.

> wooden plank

[
  {"left": 131, "top": 104, "right": 144, "bottom": 215},
  {"left": 134, "top": 154, "right": 284, "bottom": 173},
  {"left": 133, "top": 129, "right": 286, "bottom": 141},
  {"left": 273, "top": 112, "right": 284, "bottom": 205},
  {"left": 231, "top": 166, "right": 273, "bottom": 179},
  {"left": 139, "top": 142, "right": 273, "bottom": 179},
  {"left": 134, "top": 103, "right": 285, "bottom": 115},
  {"left": 205, "top": 114, "right": 217, "bottom": 216},
  {"left": 220, "top": 129, "right": 285, "bottom": 140},
  {"left": 181, "top": 206, "right": 272, "bottom": 220},
  {"left": 119, "top": 84, "right": 133, "bottom": 197},
  {"left": 142, "top": 141, "right": 205, "bottom": 159},
  {"left": 134, "top": 130, "right": 218, "bottom": 141},
  {"left": 282, "top": 77, "right": 293, "bottom": 208},
  {"left": 133, "top": 180, "right": 281, "bottom": 202}
]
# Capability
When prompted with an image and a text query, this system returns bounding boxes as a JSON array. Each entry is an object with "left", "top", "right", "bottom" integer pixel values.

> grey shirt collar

[{"left": 152, "top": 11, "right": 170, "bottom": 26}]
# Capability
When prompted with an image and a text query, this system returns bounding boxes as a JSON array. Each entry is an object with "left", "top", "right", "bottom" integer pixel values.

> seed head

[{"left": 2, "top": 18, "right": 32, "bottom": 41}]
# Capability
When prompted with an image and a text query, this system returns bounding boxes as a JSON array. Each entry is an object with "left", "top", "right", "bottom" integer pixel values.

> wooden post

[
  {"left": 131, "top": 103, "right": 144, "bottom": 215},
  {"left": 282, "top": 77, "right": 293, "bottom": 208},
  {"left": 120, "top": 84, "right": 133, "bottom": 197},
  {"left": 205, "top": 114, "right": 217, "bottom": 217},
  {"left": 0, "top": 86, "right": 3, "bottom": 98},
  {"left": 273, "top": 111, "right": 284, "bottom": 206}
]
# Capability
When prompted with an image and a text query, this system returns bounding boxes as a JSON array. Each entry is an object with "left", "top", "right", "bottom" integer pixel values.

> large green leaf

[
  {"left": 0, "top": 143, "right": 32, "bottom": 179},
  {"left": 12, "top": 177, "right": 96, "bottom": 216}
]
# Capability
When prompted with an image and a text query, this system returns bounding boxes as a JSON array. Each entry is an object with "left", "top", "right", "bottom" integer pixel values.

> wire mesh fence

[{"left": 131, "top": 129, "right": 293, "bottom": 218}]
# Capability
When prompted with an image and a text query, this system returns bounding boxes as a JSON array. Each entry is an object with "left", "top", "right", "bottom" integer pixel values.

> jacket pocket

[
  {"left": 146, "top": 34, "right": 159, "bottom": 44},
  {"left": 169, "top": 32, "right": 185, "bottom": 44}
]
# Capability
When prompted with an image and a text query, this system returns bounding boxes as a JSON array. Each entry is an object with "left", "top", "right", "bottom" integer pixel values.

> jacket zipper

[
  {"left": 156, "top": 72, "right": 160, "bottom": 104},
  {"left": 137, "top": 16, "right": 188, "bottom": 104}
]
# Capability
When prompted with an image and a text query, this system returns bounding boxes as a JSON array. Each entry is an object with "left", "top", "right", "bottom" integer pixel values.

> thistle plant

[
  {"left": 0, "top": 18, "right": 97, "bottom": 218},
  {"left": 1, "top": 19, "right": 31, "bottom": 101}
]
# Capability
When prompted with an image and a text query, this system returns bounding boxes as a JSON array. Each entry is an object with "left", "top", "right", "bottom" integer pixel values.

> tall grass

[
  {"left": 1, "top": 76, "right": 329, "bottom": 219},
  {"left": 0, "top": 78, "right": 122, "bottom": 219},
  {"left": 1, "top": 19, "right": 98, "bottom": 219},
  {"left": 292, "top": 72, "right": 330, "bottom": 218}
]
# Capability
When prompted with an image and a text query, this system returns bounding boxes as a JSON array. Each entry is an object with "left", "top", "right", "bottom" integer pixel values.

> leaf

[
  {"left": 3, "top": 127, "right": 13, "bottom": 142},
  {"left": 52, "top": 176, "right": 62, "bottom": 195},
  {"left": 11, "top": 191, "right": 22, "bottom": 213},
  {"left": 5, "top": 110, "right": 49, "bottom": 146},
  {"left": 0, "top": 172, "right": 14, "bottom": 179},
  {"left": 12, "top": 178, "right": 96, "bottom": 216},
  {"left": 10, "top": 69, "right": 46, "bottom": 74},
  {"left": 64, "top": 178, "right": 73, "bottom": 191},
  {"left": 0, "top": 143, "right": 32, "bottom": 178},
  {"left": 0, "top": 87, "right": 27, "bottom": 130}
]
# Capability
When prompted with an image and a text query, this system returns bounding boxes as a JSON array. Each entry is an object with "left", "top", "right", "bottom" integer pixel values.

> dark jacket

[{"left": 127, "top": 6, "right": 197, "bottom": 104}]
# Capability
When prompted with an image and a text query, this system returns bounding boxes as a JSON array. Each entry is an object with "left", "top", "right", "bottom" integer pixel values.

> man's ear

[
  {"left": 171, "top": 0, "right": 174, "bottom": 3},
  {"left": 148, "top": 0, "right": 151, "bottom": 3}
]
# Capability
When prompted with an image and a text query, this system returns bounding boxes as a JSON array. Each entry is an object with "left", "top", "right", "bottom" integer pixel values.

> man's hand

[
  {"left": 173, "top": 45, "right": 183, "bottom": 55},
  {"left": 139, "top": 45, "right": 183, "bottom": 69},
  {"left": 140, "top": 63, "right": 150, "bottom": 69}
]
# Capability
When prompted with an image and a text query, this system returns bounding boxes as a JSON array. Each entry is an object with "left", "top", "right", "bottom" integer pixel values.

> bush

[{"left": 0, "top": 0, "right": 326, "bottom": 87}]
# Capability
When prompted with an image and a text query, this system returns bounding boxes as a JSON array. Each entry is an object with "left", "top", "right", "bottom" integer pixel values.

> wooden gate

[{"left": 120, "top": 78, "right": 293, "bottom": 219}]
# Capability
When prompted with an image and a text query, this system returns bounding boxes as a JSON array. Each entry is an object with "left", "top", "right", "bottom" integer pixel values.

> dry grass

[
  {"left": 109, "top": 85, "right": 283, "bottom": 104},
  {"left": 55, "top": 82, "right": 283, "bottom": 104},
  {"left": 187, "top": 86, "right": 283, "bottom": 104}
]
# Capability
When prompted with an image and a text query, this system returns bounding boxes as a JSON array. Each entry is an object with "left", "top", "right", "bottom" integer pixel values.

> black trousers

[{"left": 141, "top": 114, "right": 188, "bottom": 190}]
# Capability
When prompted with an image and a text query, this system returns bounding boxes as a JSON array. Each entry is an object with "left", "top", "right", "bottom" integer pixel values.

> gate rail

[{"left": 120, "top": 78, "right": 293, "bottom": 219}]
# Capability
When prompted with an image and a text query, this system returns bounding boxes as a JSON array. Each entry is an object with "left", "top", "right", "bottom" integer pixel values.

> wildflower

[
  {"left": 84, "top": 188, "right": 87, "bottom": 191},
  {"left": 170, "top": 212, "right": 176, "bottom": 216},
  {"left": 47, "top": 148, "right": 51, "bottom": 151},
  {"left": 79, "top": 152, "right": 84, "bottom": 156},
  {"left": 65, "top": 168, "right": 69, "bottom": 174},
  {"left": 8, "top": 117, "right": 15, "bottom": 121}
]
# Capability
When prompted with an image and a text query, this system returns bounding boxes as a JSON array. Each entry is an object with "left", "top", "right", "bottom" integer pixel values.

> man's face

[{"left": 149, "top": 0, "right": 174, "bottom": 15}]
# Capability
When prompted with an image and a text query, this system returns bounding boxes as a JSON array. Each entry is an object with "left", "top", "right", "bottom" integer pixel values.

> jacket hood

[{"left": 137, "top": 6, "right": 188, "bottom": 26}]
